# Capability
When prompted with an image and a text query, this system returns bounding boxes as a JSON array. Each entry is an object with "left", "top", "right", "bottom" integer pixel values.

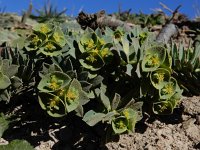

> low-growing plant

[{"left": 0, "top": 20, "right": 189, "bottom": 147}]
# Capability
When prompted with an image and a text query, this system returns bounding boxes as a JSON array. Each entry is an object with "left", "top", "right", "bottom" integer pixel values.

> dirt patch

[
  {"left": 105, "top": 96, "right": 200, "bottom": 150},
  {"left": 0, "top": 96, "right": 200, "bottom": 150}
]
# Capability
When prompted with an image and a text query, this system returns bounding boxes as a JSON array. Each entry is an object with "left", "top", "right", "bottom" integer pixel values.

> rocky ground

[
  {"left": 105, "top": 96, "right": 200, "bottom": 150},
  {"left": 1, "top": 96, "right": 198, "bottom": 150},
  {"left": 33, "top": 96, "right": 200, "bottom": 150}
]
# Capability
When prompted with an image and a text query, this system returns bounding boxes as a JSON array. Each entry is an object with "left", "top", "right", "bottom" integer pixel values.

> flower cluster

[
  {"left": 78, "top": 31, "right": 113, "bottom": 71},
  {"left": 38, "top": 71, "right": 89, "bottom": 117},
  {"left": 25, "top": 23, "right": 66, "bottom": 56},
  {"left": 142, "top": 46, "right": 182, "bottom": 115}
]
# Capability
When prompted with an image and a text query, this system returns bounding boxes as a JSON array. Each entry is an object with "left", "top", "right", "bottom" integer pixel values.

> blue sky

[{"left": 0, "top": 0, "right": 199, "bottom": 19}]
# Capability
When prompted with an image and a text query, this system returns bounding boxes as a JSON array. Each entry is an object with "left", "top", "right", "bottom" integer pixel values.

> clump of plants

[{"left": 2, "top": 19, "right": 200, "bottom": 147}]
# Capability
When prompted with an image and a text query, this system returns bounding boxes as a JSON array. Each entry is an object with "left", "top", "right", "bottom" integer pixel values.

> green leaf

[
  {"left": 11, "top": 37, "right": 26, "bottom": 49},
  {"left": 102, "top": 111, "right": 117, "bottom": 122},
  {"left": 38, "top": 71, "right": 71, "bottom": 93},
  {"left": 122, "top": 36, "right": 130, "bottom": 60},
  {"left": 0, "top": 113, "right": 10, "bottom": 138},
  {"left": 112, "top": 117, "right": 128, "bottom": 134},
  {"left": 153, "top": 101, "right": 173, "bottom": 115},
  {"left": 83, "top": 110, "right": 106, "bottom": 126},
  {"left": 0, "top": 90, "right": 10, "bottom": 102},
  {"left": 1, "top": 59, "right": 19, "bottom": 78},
  {"left": 79, "top": 51, "right": 105, "bottom": 71},
  {"left": 65, "top": 86, "right": 80, "bottom": 112},
  {"left": 178, "top": 43, "right": 184, "bottom": 62},
  {"left": 38, "top": 92, "right": 66, "bottom": 117},
  {"left": 25, "top": 33, "right": 46, "bottom": 51},
  {"left": 126, "top": 64, "right": 133, "bottom": 76},
  {"left": 100, "top": 83, "right": 111, "bottom": 111},
  {"left": 111, "top": 93, "right": 121, "bottom": 110},
  {"left": 160, "top": 51, "right": 172, "bottom": 71},
  {"left": 37, "top": 40, "right": 62, "bottom": 57},
  {"left": 10, "top": 76, "right": 22, "bottom": 89},
  {"left": 79, "top": 32, "right": 97, "bottom": 53},
  {"left": 51, "top": 27, "right": 66, "bottom": 47},
  {"left": 0, "top": 72, "right": 11, "bottom": 90},
  {"left": 123, "top": 101, "right": 143, "bottom": 121},
  {"left": 40, "top": 63, "right": 63, "bottom": 77},
  {"left": 168, "top": 88, "right": 183, "bottom": 108},
  {"left": 159, "top": 77, "right": 177, "bottom": 99},
  {"left": 74, "top": 105, "right": 84, "bottom": 117},
  {"left": 80, "top": 81, "right": 92, "bottom": 92},
  {"left": 150, "top": 68, "right": 170, "bottom": 89},
  {"left": 65, "top": 79, "right": 89, "bottom": 112},
  {"left": 33, "top": 23, "right": 53, "bottom": 34},
  {"left": 0, "top": 140, "right": 34, "bottom": 150},
  {"left": 90, "top": 75, "right": 104, "bottom": 87},
  {"left": 0, "top": 30, "right": 20, "bottom": 45},
  {"left": 123, "top": 108, "right": 138, "bottom": 132}
]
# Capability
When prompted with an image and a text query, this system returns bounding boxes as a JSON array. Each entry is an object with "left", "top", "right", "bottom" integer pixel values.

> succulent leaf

[
  {"left": 0, "top": 72, "right": 11, "bottom": 90},
  {"left": 38, "top": 92, "right": 66, "bottom": 117},
  {"left": 150, "top": 68, "right": 170, "bottom": 89},
  {"left": 112, "top": 116, "right": 128, "bottom": 134},
  {"left": 159, "top": 77, "right": 177, "bottom": 99},
  {"left": 153, "top": 101, "right": 173, "bottom": 115},
  {"left": 83, "top": 110, "right": 106, "bottom": 126},
  {"left": 38, "top": 71, "right": 71, "bottom": 93}
]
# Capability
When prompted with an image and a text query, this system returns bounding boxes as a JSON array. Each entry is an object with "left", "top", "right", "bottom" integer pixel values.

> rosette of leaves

[
  {"left": 112, "top": 108, "right": 138, "bottom": 134},
  {"left": 159, "top": 77, "right": 177, "bottom": 99},
  {"left": 83, "top": 89, "right": 142, "bottom": 134},
  {"left": 64, "top": 79, "right": 90, "bottom": 114},
  {"left": 152, "top": 77, "right": 183, "bottom": 115},
  {"left": 142, "top": 46, "right": 167, "bottom": 72},
  {"left": 38, "top": 71, "right": 89, "bottom": 117},
  {"left": 25, "top": 23, "right": 66, "bottom": 57},
  {"left": 153, "top": 90, "right": 182, "bottom": 115},
  {"left": 78, "top": 29, "right": 113, "bottom": 71},
  {"left": 153, "top": 100, "right": 174, "bottom": 115},
  {"left": 150, "top": 68, "right": 170, "bottom": 89},
  {"left": 25, "top": 32, "right": 46, "bottom": 51},
  {"left": 104, "top": 27, "right": 125, "bottom": 43},
  {"left": 38, "top": 71, "right": 71, "bottom": 117},
  {"left": 38, "top": 71, "right": 71, "bottom": 93}
]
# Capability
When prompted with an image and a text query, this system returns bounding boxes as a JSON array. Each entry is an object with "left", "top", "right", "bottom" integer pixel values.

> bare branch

[
  {"left": 156, "top": 4, "right": 181, "bottom": 43},
  {"left": 156, "top": 23, "right": 178, "bottom": 43},
  {"left": 77, "top": 11, "right": 132, "bottom": 31}
]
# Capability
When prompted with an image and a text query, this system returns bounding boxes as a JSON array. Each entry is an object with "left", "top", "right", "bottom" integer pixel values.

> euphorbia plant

[
  {"left": 25, "top": 23, "right": 66, "bottom": 57},
  {"left": 142, "top": 46, "right": 166, "bottom": 72},
  {"left": 78, "top": 29, "right": 113, "bottom": 71},
  {"left": 0, "top": 21, "right": 184, "bottom": 139},
  {"left": 38, "top": 70, "right": 90, "bottom": 117}
]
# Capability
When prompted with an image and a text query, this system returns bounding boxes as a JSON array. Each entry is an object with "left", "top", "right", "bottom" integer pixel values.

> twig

[
  {"left": 160, "top": 2, "right": 173, "bottom": 13},
  {"left": 21, "top": 1, "right": 32, "bottom": 23},
  {"left": 168, "top": 5, "right": 182, "bottom": 23},
  {"left": 160, "top": 2, "right": 182, "bottom": 23},
  {"left": 156, "top": 5, "right": 181, "bottom": 43}
]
